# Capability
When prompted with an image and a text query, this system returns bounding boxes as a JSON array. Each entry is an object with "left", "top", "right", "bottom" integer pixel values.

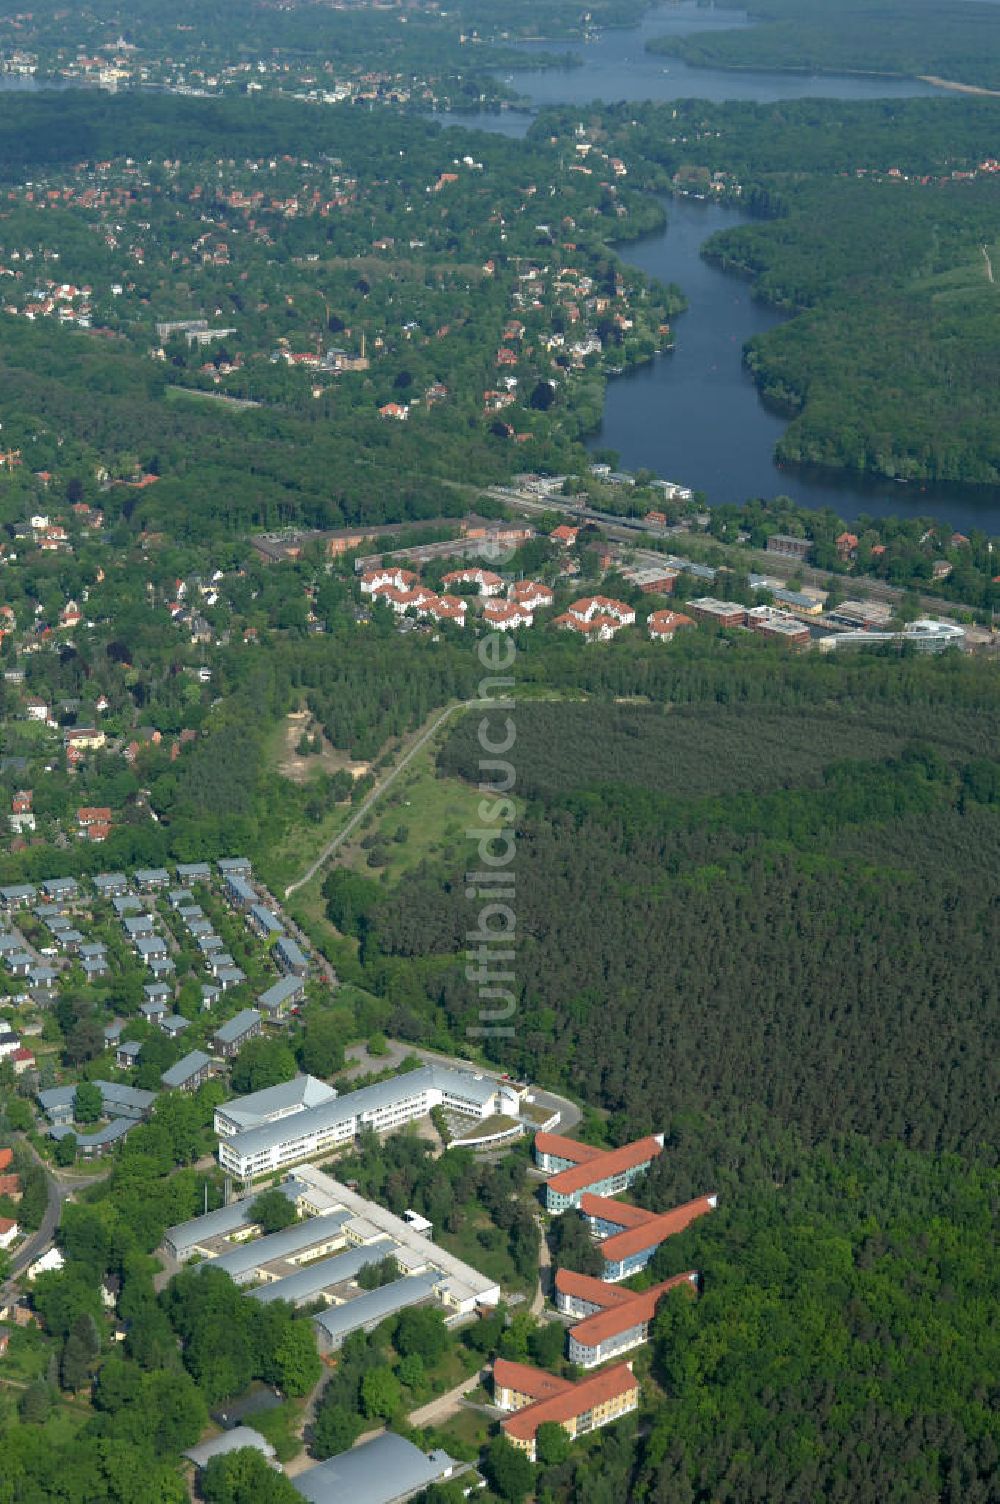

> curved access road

[
  {"left": 284, "top": 698, "right": 479, "bottom": 899},
  {"left": 0, "top": 1138, "right": 63, "bottom": 1298}
]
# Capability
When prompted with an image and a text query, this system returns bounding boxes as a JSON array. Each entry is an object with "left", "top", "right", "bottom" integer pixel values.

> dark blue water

[
  {"left": 500, "top": 2, "right": 940, "bottom": 112},
  {"left": 593, "top": 197, "right": 1000, "bottom": 528},
  {"left": 435, "top": 4, "right": 1000, "bottom": 527}
]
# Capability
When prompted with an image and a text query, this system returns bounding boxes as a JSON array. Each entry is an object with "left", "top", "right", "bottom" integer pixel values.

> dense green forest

[
  {"left": 318, "top": 649, "right": 1000, "bottom": 1500},
  {"left": 334, "top": 650, "right": 1000, "bottom": 1161},
  {"left": 649, "top": 0, "right": 1000, "bottom": 91}
]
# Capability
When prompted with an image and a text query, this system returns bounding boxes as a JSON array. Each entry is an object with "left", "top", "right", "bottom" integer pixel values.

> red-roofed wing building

[
  {"left": 599, "top": 1194, "right": 717, "bottom": 1282},
  {"left": 493, "top": 1358, "right": 574, "bottom": 1411},
  {"left": 567, "top": 1271, "right": 698, "bottom": 1367},
  {"left": 496, "top": 1361, "right": 640, "bottom": 1461},
  {"left": 533, "top": 1132, "right": 605, "bottom": 1175},
  {"left": 537, "top": 1133, "right": 664, "bottom": 1212}
]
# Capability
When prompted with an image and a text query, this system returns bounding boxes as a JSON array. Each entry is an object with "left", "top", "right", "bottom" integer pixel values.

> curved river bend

[{"left": 436, "top": 2, "right": 998, "bottom": 528}]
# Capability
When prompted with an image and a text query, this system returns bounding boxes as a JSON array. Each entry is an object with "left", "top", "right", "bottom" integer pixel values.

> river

[{"left": 434, "top": 2, "right": 999, "bottom": 528}]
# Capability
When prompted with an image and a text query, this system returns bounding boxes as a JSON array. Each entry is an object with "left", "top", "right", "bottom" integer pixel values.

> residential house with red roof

[
  {"left": 441, "top": 567, "right": 504, "bottom": 596},
  {"left": 482, "top": 600, "right": 532, "bottom": 632},
  {"left": 508, "top": 580, "right": 554, "bottom": 611},
  {"left": 647, "top": 609, "right": 694, "bottom": 641}
]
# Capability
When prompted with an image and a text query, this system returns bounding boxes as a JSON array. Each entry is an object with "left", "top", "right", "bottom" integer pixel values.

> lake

[{"left": 435, "top": 2, "right": 1000, "bottom": 528}]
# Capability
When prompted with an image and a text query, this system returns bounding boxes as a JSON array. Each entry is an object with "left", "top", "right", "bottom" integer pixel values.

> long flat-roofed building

[
  {"left": 558, "top": 1267, "right": 698, "bottom": 1367},
  {"left": 214, "top": 1074, "right": 337, "bottom": 1138},
  {"left": 218, "top": 1065, "right": 520, "bottom": 1180},
  {"left": 535, "top": 1131, "right": 664, "bottom": 1213},
  {"left": 495, "top": 1359, "right": 640, "bottom": 1462},
  {"left": 164, "top": 1178, "right": 308, "bottom": 1261},
  {"left": 290, "top": 1431, "right": 461, "bottom": 1504}
]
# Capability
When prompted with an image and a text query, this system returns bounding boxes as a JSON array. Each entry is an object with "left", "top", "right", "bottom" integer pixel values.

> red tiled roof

[
  {"left": 580, "top": 1192, "right": 655, "bottom": 1229},
  {"left": 0, "top": 1148, "right": 12, "bottom": 1172},
  {"left": 500, "top": 1363, "right": 638, "bottom": 1442},
  {"left": 648, "top": 609, "right": 694, "bottom": 634},
  {"left": 547, "top": 1135, "right": 664, "bottom": 1198},
  {"left": 493, "top": 1358, "right": 573, "bottom": 1402},
  {"left": 600, "top": 1195, "right": 716, "bottom": 1264},
  {"left": 554, "top": 1267, "right": 635, "bottom": 1309},
  {"left": 535, "top": 1132, "right": 604, "bottom": 1167},
  {"left": 569, "top": 1272, "right": 697, "bottom": 1349},
  {"left": 0, "top": 1216, "right": 17, "bottom": 1235}
]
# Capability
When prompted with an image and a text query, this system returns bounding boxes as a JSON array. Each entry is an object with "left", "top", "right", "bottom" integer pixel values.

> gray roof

[
  {"left": 275, "top": 935, "right": 308, "bottom": 969},
  {"left": 250, "top": 904, "right": 284, "bottom": 935},
  {"left": 0, "top": 934, "right": 22, "bottom": 953},
  {"left": 167, "top": 889, "right": 194, "bottom": 907},
  {"left": 164, "top": 1179, "right": 307, "bottom": 1257},
  {"left": 0, "top": 884, "right": 36, "bottom": 902},
  {"left": 290, "top": 1430, "right": 457, "bottom": 1504},
  {"left": 250, "top": 1236, "right": 397, "bottom": 1307},
  {"left": 134, "top": 867, "right": 170, "bottom": 885},
  {"left": 215, "top": 967, "right": 246, "bottom": 987},
  {"left": 225, "top": 875, "right": 257, "bottom": 905},
  {"left": 113, "top": 895, "right": 143, "bottom": 914},
  {"left": 258, "top": 975, "right": 304, "bottom": 1014},
  {"left": 79, "top": 942, "right": 107, "bottom": 958},
  {"left": 161, "top": 1050, "right": 213, "bottom": 1089},
  {"left": 135, "top": 936, "right": 167, "bottom": 956},
  {"left": 311, "top": 1275, "right": 440, "bottom": 1347},
  {"left": 96, "top": 1080, "right": 157, "bottom": 1115},
  {"left": 123, "top": 915, "right": 154, "bottom": 937},
  {"left": 93, "top": 873, "right": 128, "bottom": 892},
  {"left": 43, "top": 877, "right": 77, "bottom": 896},
  {"left": 144, "top": 983, "right": 173, "bottom": 1000},
  {"left": 217, "top": 1074, "right": 336, "bottom": 1131},
  {"left": 50, "top": 1118, "right": 134, "bottom": 1149},
  {"left": 184, "top": 1426, "right": 276, "bottom": 1470},
  {"left": 218, "top": 857, "right": 251, "bottom": 874},
  {"left": 116, "top": 1040, "right": 142, "bottom": 1061},
  {"left": 202, "top": 1212, "right": 351, "bottom": 1283},
  {"left": 176, "top": 862, "right": 211, "bottom": 880},
  {"left": 83, "top": 957, "right": 109, "bottom": 974},
  {"left": 28, "top": 966, "right": 58, "bottom": 984},
  {"left": 38, "top": 1085, "right": 76, "bottom": 1118},
  {"left": 214, "top": 1008, "right": 261, "bottom": 1045},
  {"left": 161, "top": 1013, "right": 190, "bottom": 1034},
  {"left": 224, "top": 1065, "right": 496, "bottom": 1164}
]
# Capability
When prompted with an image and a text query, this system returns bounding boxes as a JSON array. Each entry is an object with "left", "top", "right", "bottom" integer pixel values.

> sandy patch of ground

[{"left": 278, "top": 709, "right": 370, "bottom": 785}]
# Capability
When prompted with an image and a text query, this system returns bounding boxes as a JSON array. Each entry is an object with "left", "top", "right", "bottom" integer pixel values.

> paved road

[
  {"left": 408, "top": 1368, "right": 487, "bottom": 1429},
  {"left": 0, "top": 1138, "right": 65, "bottom": 1297},
  {"left": 256, "top": 880, "right": 338, "bottom": 990},
  {"left": 284, "top": 698, "right": 479, "bottom": 900},
  {"left": 530, "top": 1213, "right": 551, "bottom": 1318}
]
